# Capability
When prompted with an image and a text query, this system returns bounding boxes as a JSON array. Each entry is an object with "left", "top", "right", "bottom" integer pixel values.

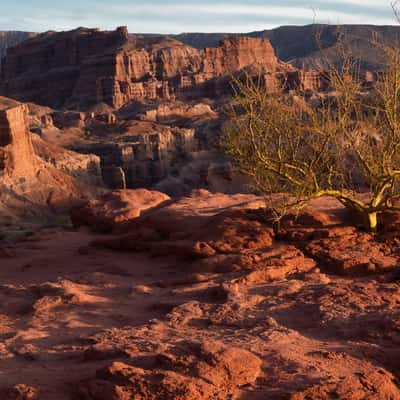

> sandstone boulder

[
  {"left": 305, "top": 233, "right": 398, "bottom": 275},
  {"left": 142, "top": 102, "right": 218, "bottom": 124},
  {"left": 94, "top": 207, "right": 276, "bottom": 269},
  {"left": 290, "top": 369, "right": 400, "bottom": 399},
  {"left": 78, "top": 340, "right": 262, "bottom": 400},
  {"left": 71, "top": 189, "right": 170, "bottom": 233},
  {"left": 89, "top": 192, "right": 316, "bottom": 276}
]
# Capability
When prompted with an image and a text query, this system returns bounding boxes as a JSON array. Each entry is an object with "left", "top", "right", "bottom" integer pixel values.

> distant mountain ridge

[
  {"left": 174, "top": 25, "right": 400, "bottom": 70},
  {"left": 2, "top": 24, "right": 400, "bottom": 72}
]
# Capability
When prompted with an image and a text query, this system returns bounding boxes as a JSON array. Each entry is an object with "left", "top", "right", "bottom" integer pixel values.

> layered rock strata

[
  {"left": 72, "top": 124, "right": 197, "bottom": 189},
  {"left": 0, "top": 27, "right": 324, "bottom": 109},
  {"left": 0, "top": 96, "right": 102, "bottom": 222},
  {"left": 0, "top": 96, "right": 37, "bottom": 177},
  {"left": 0, "top": 31, "right": 36, "bottom": 67}
]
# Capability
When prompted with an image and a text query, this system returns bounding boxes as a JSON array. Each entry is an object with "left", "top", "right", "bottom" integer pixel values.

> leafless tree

[{"left": 222, "top": 36, "right": 400, "bottom": 231}]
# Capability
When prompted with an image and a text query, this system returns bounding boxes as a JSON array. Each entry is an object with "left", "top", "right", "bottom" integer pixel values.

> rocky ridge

[
  {"left": 0, "top": 27, "right": 325, "bottom": 109},
  {"left": 2, "top": 24, "right": 399, "bottom": 76},
  {"left": 175, "top": 24, "right": 400, "bottom": 72}
]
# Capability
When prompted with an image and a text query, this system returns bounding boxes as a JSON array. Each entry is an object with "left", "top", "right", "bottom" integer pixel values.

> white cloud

[
  {"left": 103, "top": 3, "right": 396, "bottom": 29},
  {"left": 0, "top": 1, "right": 398, "bottom": 33},
  {"left": 324, "top": 0, "right": 391, "bottom": 8}
]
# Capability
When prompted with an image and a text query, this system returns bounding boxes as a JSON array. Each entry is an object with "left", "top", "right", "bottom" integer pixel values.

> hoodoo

[{"left": 0, "top": 97, "right": 37, "bottom": 177}]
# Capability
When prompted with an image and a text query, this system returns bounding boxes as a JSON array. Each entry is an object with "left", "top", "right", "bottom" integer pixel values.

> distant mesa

[{"left": 0, "top": 27, "right": 324, "bottom": 110}]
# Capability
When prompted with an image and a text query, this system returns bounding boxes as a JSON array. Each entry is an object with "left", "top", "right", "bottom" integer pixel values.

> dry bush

[{"left": 222, "top": 32, "right": 400, "bottom": 231}]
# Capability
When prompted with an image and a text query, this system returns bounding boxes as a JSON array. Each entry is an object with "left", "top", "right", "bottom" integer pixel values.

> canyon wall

[
  {"left": 0, "top": 31, "right": 37, "bottom": 69},
  {"left": 0, "top": 27, "right": 129, "bottom": 108},
  {"left": 0, "top": 28, "right": 328, "bottom": 194},
  {"left": 0, "top": 96, "right": 103, "bottom": 222},
  {"left": 71, "top": 124, "right": 197, "bottom": 189},
  {"left": 0, "top": 27, "right": 324, "bottom": 109}
]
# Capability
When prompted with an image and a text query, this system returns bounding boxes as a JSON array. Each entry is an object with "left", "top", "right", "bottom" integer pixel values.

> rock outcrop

[
  {"left": 71, "top": 189, "right": 170, "bottom": 233},
  {"left": 72, "top": 190, "right": 400, "bottom": 278},
  {"left": 24, "top": 101, "right": 212, "bottom": 191},
  {"left": 140, "top": 102, "right": 218, "bottom": 125},
  {"left": 88, "top": 190, "right": 316, "bottom": 276},
  {"left": 0, "top": 96, "right": 101, "bottom": 224},
  {"left": 31, "top": 134, "right": 103, "bottom": 186},
  {"left": 71, "top": 120, "right": 197, "bottom": 189},
  {"left": 0, "top": 28, "right": 329, "bottom": 194},
  {"left": 1, "top": 384, "right": 40, "bottom": 400},
  {"left": 175, "top": 25, "right": 400, "bottom": 73},
  {"left": 0, "top": 96, "right": 37, "bottom": 177},
  {"left": 0, "top": 27, "right": 324, "bottom": 109},
  {"left": 79, "top": 341, "right": 262, "bottom": 400}
]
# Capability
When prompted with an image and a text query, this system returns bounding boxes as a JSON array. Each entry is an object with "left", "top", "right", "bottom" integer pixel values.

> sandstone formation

[
  {"left": 31, "top": 134, "right": 103, "bottom": 186},
  {"left": 2, "top": 25, "right": 400, "bottom": 77},
  {"left": 0, "top": 27, "right": 330, "bottom": 195},
  {"left": 0, "top": 96, "right": 37, "bottom": 177},
  {"left": 71, "top": 120, "right": 198, "bottom": 189},
  {"left": 140, "top": 102, "right": 218, "bottom": 125},
  {"left": 0, "top": 96, "right": 101, "bottom": 225},
  {"left": 23, "top": 100, "right": 222, "bottom": 192},
  {"left": 0, "top": 27, "right": 324, "bottom": 109},
  {"left": 76, "top": 190, "right": 312, "bottom": 276},
  {"left": 79, "top": 341, "right": 262, "bottom": 400},
  {"left": 175, "top": 25, "right": 400, "bottom": 74},
  {"left": 28, "top": 104, "right": 243, "bottom": 194},
  {"left": 70, "top": 190, "right": 400, "bottom": 278},
  {"left": 71, "top": 189, "right": 170, "bottom": 233},
  {"left": 1, "top": 383, "right": 40, "bottom": 400}
]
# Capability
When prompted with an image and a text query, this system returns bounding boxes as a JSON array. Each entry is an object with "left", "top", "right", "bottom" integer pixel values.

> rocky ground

[{"left": 1, "top": 189, "right": 399, "bottom": 400}]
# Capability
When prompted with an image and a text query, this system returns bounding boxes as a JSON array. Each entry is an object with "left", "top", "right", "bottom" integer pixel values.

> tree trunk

[
  {"left": 347, "top": 207, "right": 378, "bottom": 232},
  {"left": 366, "top": 211, "right": 378, "bottom": 232}
]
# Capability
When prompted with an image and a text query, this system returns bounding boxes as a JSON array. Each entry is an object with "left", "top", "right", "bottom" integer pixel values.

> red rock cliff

[
  {"left": 202, "top": 37, "right": 277, "bottom": 75},
  {"left": 0, "top": 27, "right": 322, "bottom": 109},
  {"left": 0, "top": 96, "right": 37, "bottom": 177},
  {"left": 0, "top": 96, "right": 103, "bottom": 220}
]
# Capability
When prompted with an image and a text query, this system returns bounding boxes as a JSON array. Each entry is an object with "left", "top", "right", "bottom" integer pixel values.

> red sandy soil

[{"left": 0, "top": 190, "right": 400, "bottom": 399}]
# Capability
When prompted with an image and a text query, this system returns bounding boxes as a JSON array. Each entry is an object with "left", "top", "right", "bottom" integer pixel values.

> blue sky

[{"left": 0, "top": 0, "right": 398, "bottom": 33}]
